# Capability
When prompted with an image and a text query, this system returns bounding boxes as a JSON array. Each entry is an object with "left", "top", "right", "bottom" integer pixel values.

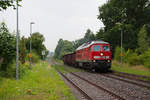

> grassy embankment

[
  {"left": 111, "top": 60, "right": 150, "bottom": 77},
  {"left": 0, "top": 61, "right": 75, "bottom": 100},
  {"left": 53, "top": 64, "right": 84, "bottom": 74}
]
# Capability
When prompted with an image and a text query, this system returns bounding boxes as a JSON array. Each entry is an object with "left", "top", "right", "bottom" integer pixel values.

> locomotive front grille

[
  {"left": 95, "top": 60, "right": 106, "bottom": 63},
  {"left": 94, "top": 56, "right": 109, "bottom": 59}
]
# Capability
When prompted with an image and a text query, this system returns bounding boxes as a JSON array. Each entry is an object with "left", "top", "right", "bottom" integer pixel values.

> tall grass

[
  {"left": 0, "top": 61, "right": 75, "bottom": 100},
  {"left": 112, "top": 60, "right": 150, "bottom": 76}
]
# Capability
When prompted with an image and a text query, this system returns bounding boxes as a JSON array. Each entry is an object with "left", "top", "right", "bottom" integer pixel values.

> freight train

[{"left": 62, "top": 41, "right": 111, "bottom": 71}]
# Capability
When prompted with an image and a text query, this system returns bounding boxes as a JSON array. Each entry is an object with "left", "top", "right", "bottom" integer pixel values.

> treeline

[
  {"left": 97, "top": 0, "right": 150, "bottom": 67},
  {"left": 54, "top": 0, "right": 150, "bottom": 68},
  {"left": 97, "top": 0, "right": 150, "bottom": 54},
  {"left": 0, "top": 22, "right": 48, "bottom": 77},
  {"left": 54, "top": 29, "right": 95, "bottom": 59}
]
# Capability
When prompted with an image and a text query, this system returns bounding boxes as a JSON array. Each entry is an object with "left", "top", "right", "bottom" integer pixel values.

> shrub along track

[{"left": 55, "top": 68, "right": 125, "bottom": 100}]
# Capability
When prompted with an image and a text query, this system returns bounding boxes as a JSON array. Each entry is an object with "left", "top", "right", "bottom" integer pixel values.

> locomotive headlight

[{"left": 100, "top": 53, "right": 103, "bottom": 56}]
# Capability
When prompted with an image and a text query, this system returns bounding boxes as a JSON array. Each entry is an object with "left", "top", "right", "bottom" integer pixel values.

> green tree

[
  {"left": 54, "top": 39, "right": 74, "bottom": 59},
  {"left": 72, "top": 38, "right": 85, "bottom": 49},
  {"left": 84, "top": 29, "right": 95, "bottom": 42},
  {"left": 25, "top": 32, "right": 48, "bottom": 59},
  {"left": 0, "top": 22, "right": 16, "bottom": 72},
  {"left": 72, "top": 29, "right": 95, "bottom": 49},
  {"left": 97, "top": 0, "right": 150, "bottom": 56},
  {"left": 54, "top": 39, "right": 64, "bottom": 59},
  {"left": 54, "top": 29, "right": 96, "bottom": 59},
  {"left": 96, "top": 28, "right": 105, "bottom": 40},
  {"left": 0, "top": 0, "right": 22, "bottom": 11},
  {"left": 98, "top": 0, "right": 150, "bottom": 29},
  {"left": 138, "top": 25, "right": 149, "bottom": 53},
  {"left": 141, "top": 48, "right": 150, "bottom": 68},
  {"left": 59, "top": 40, "right": 75, "bottom": 58}
]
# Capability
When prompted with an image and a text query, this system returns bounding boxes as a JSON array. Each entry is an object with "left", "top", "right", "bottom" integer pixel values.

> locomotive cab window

[
  {"left": 103, "top": 46, "right": 110, "bottom": 51},
  {"left": 90, "top": 47, "right": 92, "bottom": 51},
  {"left": 93, "top": 45, "right": 101, "bottom": 51}
]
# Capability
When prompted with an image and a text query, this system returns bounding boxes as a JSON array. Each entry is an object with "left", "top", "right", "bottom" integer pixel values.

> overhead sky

[{"left": 0, "top": 0, "right": 107, "bottom": 52}]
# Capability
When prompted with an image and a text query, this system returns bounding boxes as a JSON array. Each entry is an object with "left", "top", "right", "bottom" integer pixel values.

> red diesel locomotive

[{"left": 62, "top": 41, "right": 111, "bottom": 71}]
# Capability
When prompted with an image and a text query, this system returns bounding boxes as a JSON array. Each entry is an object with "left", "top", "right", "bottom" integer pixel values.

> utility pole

[
  {"left": 16, "top": 0, "right": 19, "bottom": 80},
  {"left": 116, "top": 22, "right": 123, "bottom": 67},
  {"left": 120, "top": 28, "right": 123, "bottom": 67},
  {"left": 29, "top": 22, "right": 35, "bottom": 69}
]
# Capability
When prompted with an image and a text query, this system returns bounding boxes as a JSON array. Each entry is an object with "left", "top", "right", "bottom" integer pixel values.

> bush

[
  {"left": 128, "top": 53, "right": 142, "bottom": 65},
  {"left": 141, "top": 48, "right": 150, "bottom": 68},
  {"left": 0, "top": 60, "right": 16, "bottom": 77},
  {"left": 31, "top": 52, "right": 40, "bottom": 63},
  {"left": 0, "top": 60, "right": 30, "bottom": 78},
  {"left": 114, "top": 46, "right": 125, "bottom": 62},
  {"left": 0, "top": 22, "right": 16, "bottom": 71},
  {"left": 26, "top": 52, "right": 40, "bottom": 63},
  {"left": 4, "top": 61, "right": 30, "bottom": 78},
  {"left": 19, "top": 62, "right": 30, "bottom": 78},
  {"left": 114, "top": 47, "right": 143, "bottom": 66},
  {"left": 6, "top": 62, "right": 16, "bottom": 78},
  {"left": 123, "top": 49, "right": 133, "bottom": 63}
]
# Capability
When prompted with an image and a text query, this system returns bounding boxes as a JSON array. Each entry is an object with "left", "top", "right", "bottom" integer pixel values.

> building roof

[{"left": 76, "top": 41, "right": 109, "bottom": 51}]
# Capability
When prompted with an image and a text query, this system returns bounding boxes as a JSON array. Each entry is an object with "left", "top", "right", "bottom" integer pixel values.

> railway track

[
  {"left": 56, "top": 70, "right": 94, "bottom": 100},
  {"left": 112, "top": 71, "right": 150, "bottom": 83},
  {"left": 56, "top": 68, "right": 125, "bottom": 100},
  {"left": 70, "top": 72, "right": 125, "bottom": 100},
  {"left": 54, "top": 64, "right": 150, "bottom": 99},
  {"left": 113, "top": 71, "right": 150, "bottom": 79},
  {"left": 101, "top": 73, "right": 150, "bottom": 89},
  {"left": 61, "top": 65, "right": 150, "bottom": 89},
  {"left": 56, "top": 70, "right": 93, "bottom": 100}
]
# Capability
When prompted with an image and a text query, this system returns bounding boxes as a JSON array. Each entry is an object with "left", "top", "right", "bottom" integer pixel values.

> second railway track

[
  {"left": 112, "top": 71, "right": 150, "bottom": 83},
  {"left": 101, "top": 73, "right": 150, "bottom": 89}
]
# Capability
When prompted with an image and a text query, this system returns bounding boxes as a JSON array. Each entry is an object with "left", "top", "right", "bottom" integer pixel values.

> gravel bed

[
  {"left": 107, "top": 74, "right": 150, "bottom": 88},
  {"left": 66, "top": 73, "right": 117, "bottom": 100},
  {"left": 74, "top": 72, "right": 150, "bottom": 100}
]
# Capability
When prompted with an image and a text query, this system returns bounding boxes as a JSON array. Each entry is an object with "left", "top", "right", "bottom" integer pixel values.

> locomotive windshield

[
  {"left": 93, "top": 45, "right": 101, "bottom": 51},
  {"left": 103, "top": 46, "right": 110, "bottom": 51}
]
